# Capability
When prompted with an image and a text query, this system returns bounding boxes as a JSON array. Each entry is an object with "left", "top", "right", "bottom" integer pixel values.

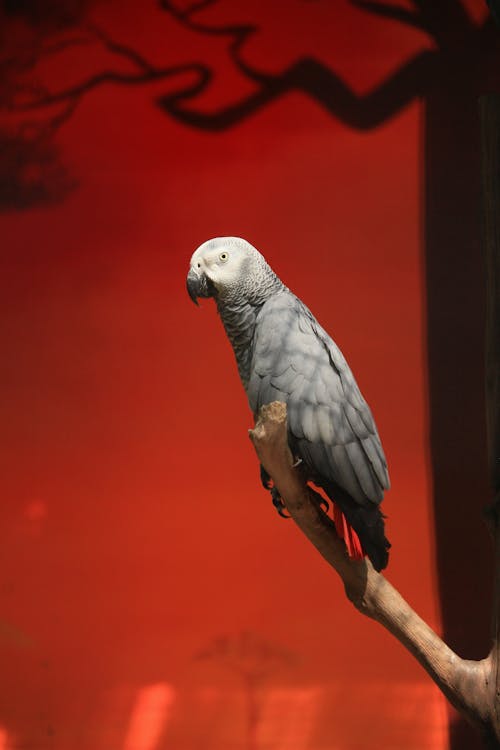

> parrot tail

[
  {"left": 326, "top": 483, "right": 391, "bottom": 572},
  {"left": 332, "top": 504, "right": 365, "bottom": 562}
]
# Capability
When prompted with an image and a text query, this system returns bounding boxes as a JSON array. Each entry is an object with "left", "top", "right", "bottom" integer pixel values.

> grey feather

[
  {"left": 345, "top": 442, "right": 381, "bottom": 501},
  {"left": 331, "top": 444, "right": 365, "bottom": 503}
]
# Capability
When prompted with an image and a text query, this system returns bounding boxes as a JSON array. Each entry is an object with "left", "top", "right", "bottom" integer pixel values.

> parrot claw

[
  {"left": 260, "top": 465, "right": 290, "bottom": 518},
  {"left": 271, "top": 487, "right": 290, "bottom": 518},
  {"left": 292, "top": 457, "right": 302, "bottom": 468},
  {"left": 260, "top": 464, "right": 273, "bottom": 490}
]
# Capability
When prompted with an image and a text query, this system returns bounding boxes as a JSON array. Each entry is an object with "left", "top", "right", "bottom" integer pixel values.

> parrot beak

[
  {"left": 186, "top": 268, "right": 201, "bottom": 305},
  {"left": 186, "top": 267, "right": 215, "bottom": 305}
]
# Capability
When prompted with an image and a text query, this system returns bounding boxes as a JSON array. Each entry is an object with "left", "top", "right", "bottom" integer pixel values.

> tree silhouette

[
  {"left": 0, "top": 1, "right": 88, "bottom": 207},
  {"left": 0, "top": 0, "right": 211, "bottom": 209},
  {"left": 3, "top": 1, "right": 499, "bottom": 746},
  {"left": 195, "top": 631, "right": 296, "bottom": 750}
]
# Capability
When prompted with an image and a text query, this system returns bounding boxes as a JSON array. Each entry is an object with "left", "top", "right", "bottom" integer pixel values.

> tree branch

[
  {"left": 9, "top": 62, "right": 211, "bottom": 113},
  {"left": 159, "top": 50, "right": 437, "bottom": 131},
  {"left": 157, "top": 0, "right": 497, "bottom": 133},
  {"left": 85, "top": 23, "right": 156, "bottom": 73},
  {"left": 159, "top": 0, "right": 261, "bottom": 82},
  {"left": 249, "top": 401, "right": 499, "bottom": 745},
  {"left": 4, "top": 20, "right": 212, "bottom": 120},
  {"left": 409, "top": 0, "right": 473, "bottom": 39},
  {"left": 350, "top": 1, "right": 426, "bottom": 32}
]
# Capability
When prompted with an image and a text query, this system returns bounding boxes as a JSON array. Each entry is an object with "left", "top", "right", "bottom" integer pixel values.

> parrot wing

[{"left": 247, "top": 290, "right": 390, "bottom": 508}]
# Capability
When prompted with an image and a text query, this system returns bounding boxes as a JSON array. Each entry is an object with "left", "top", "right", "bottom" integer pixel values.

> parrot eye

[{"left": 219, "top": 252, "right": 229, "bottom": 262}]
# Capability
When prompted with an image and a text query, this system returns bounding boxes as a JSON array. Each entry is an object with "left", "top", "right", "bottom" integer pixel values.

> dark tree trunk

[
  {"left": 480, "top": 93, "right": 500, "bottom": 503},
  {"left": 480, "top": 91, "right": 500, "bottom": 750},
  {"left": 424, "top": 66, "right": 493, "bottom": 749}
]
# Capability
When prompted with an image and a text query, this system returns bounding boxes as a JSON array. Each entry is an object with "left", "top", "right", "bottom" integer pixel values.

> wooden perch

[{"left": 249, "top": 402, "right": 498, "bottom": 745}]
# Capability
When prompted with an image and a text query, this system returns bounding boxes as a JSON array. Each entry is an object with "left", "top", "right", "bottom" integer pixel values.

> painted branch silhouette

[
  {"left": 157, "top": 0, "right": 494, "bottom": 129},
  {"left": 0, "top": 18, "right": 212, "bottom": 209}
]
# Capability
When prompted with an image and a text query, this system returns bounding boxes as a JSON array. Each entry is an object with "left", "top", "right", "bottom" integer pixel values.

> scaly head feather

[{"left": 187, "top": 237, "right": 282, "bottom": 306}]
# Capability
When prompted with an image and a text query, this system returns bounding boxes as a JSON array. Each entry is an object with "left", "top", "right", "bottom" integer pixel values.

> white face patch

[{"left": 190, "top": 237, "right": 254, "bottom": 293}]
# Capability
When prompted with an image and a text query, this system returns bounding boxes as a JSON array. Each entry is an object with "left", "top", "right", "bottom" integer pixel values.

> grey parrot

[{"left": 187, "top": 236, "right": 390, "bottom": 570}]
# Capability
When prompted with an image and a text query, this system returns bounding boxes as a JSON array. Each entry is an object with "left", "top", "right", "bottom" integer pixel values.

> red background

[{"left": 0, "top": 1, "right": 494, "bottom": 748}]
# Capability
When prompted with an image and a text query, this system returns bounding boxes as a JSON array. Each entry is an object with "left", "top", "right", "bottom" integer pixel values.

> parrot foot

[
  {"left": 260, "top": 465, "right": 290, "bottom": 518},
  {"left": 260, "top": 464, "right": 273, "bottom": 490},
  {"left": 271, "top": 487, "right": 290, "bottom": 518}
]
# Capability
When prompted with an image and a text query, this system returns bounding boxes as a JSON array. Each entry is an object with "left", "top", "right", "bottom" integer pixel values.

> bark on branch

[{"left": 248, "top": 402, "right": 499, "bottom": 745}]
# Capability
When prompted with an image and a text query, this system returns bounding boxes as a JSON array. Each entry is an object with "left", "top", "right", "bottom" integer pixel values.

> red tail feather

[{"left": 333, "top": 503, "right": 364, "bottom": 561}]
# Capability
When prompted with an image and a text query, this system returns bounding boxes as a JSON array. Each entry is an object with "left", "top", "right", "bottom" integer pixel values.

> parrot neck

[
  {"left": 215, "top": 259, "right": 285, "bottom": 387},
  {"left": 216, "top": 298, "right": 260, "bottom": 388},
  {"left": 216, "top": 274, "right": 284, "bottom": 388}
]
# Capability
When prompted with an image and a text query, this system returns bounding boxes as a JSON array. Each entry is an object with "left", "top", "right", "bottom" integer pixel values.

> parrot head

[{"left": 187, "top": 236, "right": 259, "bottom": 305}]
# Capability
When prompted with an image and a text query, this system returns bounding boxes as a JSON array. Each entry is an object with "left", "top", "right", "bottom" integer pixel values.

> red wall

[{"left": 0, "top": 2, "right": 490, "bottom": 748}]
